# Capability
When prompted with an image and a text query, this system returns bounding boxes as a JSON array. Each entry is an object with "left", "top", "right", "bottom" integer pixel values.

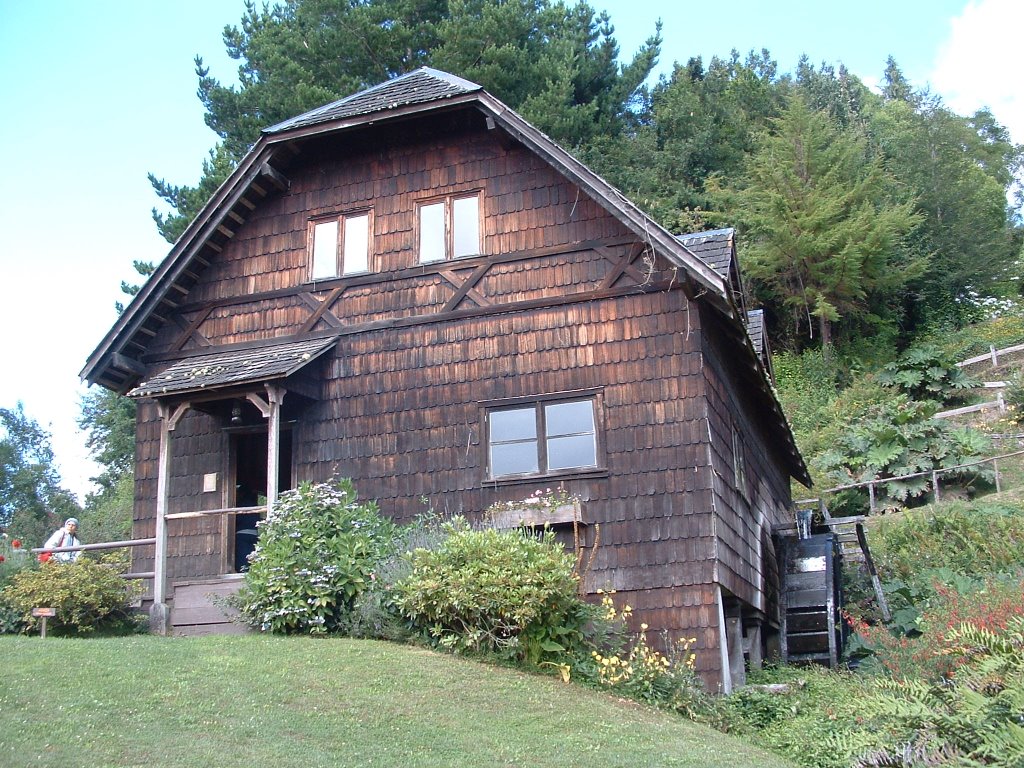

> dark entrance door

[{"left": 231, "top": 429, "right": 292, "bottom": 571}]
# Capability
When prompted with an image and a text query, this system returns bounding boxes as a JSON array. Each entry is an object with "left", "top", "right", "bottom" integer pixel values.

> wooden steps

[{"left": 170, "top": 575, "right": 251, "bottom": 636}]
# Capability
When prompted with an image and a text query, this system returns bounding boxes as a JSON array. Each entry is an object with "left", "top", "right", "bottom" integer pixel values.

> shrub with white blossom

[{"left": 237, "top": 479, "right": 396, "bottom": 634}]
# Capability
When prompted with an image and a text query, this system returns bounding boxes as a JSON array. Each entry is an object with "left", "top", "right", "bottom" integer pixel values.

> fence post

[
  {"left": 932, "top": 470, "right": 941, "bottom": 503},
  {"left": 991, "top": 344, "right": 998, "bottom": 367},
  {"left": 868, "top": 482, "right": 876, "bottom": 514},
  {"left": 998, "top": 391, "right": 1006, "bottom": 413},
  {"left": 994, "top": 457, "right": 1002, "bottom": 494}
]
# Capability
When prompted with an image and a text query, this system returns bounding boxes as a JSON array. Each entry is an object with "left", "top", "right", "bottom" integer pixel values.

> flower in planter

[{"left": 11, "top": 539, "right": 21, "bottom": 549}]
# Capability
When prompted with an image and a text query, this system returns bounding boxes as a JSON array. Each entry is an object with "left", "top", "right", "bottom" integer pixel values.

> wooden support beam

[
  {"left": 298, "top": 287, "right": 346, "bottom": 333},
  {"left": 216, "top": 224, "right": 235, "bottom": 239},
  {"left": 226, "top": 209, "right": 246, "bottom": 226},
  {"left": 441, "top": 264, "right": 492, "bottom": 312},
  {"left": 265, "top": 385, "right": 286, "bottom": 512},
  {"left": 152, "top": 400, "right": 190, "bottom": 634},
  {"left": 111, "top": 352, "right": 147, "bottom": 377},
  {"left": 260, "top": 162, "right": 290, "bottom": 192}
]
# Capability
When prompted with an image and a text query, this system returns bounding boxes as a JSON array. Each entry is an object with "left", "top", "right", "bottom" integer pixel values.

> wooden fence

[{"left": 799, "top": 448, "right": 1024, "bottom": 515}]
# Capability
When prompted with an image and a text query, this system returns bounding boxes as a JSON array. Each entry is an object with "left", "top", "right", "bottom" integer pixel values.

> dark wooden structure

[
  {"left": 778, "top": 533, "right": 842, "bottom": 667},
  {"left": 82, "top": 68, "right": 809, "bottom": 692}
]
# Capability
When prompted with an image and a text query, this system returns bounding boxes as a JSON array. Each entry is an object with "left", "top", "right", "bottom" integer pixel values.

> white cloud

[{"left": 931, "top": 0, "right": 1024, "bottom": 143}]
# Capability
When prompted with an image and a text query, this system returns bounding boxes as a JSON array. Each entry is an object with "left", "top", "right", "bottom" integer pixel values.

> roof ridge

[{"left": 263, "top": 67, "right": 482, "bottom": 134}]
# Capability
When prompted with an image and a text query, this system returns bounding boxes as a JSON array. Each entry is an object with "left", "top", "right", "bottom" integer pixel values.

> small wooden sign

[{"left": 31, "top": 607, "right": 56, "bottom": 618}]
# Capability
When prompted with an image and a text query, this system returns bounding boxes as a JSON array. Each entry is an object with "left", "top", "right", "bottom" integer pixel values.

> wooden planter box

[{"left": 488, "top": 500, "right": 583, "bottom": 530}]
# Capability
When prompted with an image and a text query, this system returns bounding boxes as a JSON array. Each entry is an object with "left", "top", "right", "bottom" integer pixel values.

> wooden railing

[
  {"left": 797, "top": 448, "right": 1024, "bottom": 515},
  {"left": 31, "top": 537, "right": 157, "bottom": 579},
  {"left": 957, "top": 342, "right": 1024, "bottom": 369}
]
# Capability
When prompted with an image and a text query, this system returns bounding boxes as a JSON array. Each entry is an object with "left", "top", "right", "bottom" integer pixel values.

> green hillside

[{"left": 0, "top": 634, "right": 793, "bottom": 768}]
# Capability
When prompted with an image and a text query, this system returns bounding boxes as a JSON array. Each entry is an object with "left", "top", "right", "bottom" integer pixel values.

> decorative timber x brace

[
  {"left": 160, "top": 239, "right": 654, "bottom": 354},
  {"left": 149, "top": 383, "right": 287, "bottom": 635}
]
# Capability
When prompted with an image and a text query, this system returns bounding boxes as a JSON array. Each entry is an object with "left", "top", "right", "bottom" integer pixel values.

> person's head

[{"left": 65, "top": 518, "right": 78, "bottom": 534}]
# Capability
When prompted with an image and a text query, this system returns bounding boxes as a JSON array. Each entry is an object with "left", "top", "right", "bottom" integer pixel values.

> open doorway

[{"left": 230, "top": 429, "right": 293, "bottom": 572}]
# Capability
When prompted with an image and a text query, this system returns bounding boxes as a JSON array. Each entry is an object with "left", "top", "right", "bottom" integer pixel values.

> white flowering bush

[{"left": 237, "top": 479, "right": 396, "bottom": 634}]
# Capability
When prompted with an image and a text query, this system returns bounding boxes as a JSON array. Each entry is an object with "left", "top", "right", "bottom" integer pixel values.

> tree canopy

[
  {"left": 150, "top": 0, "right": 661, "bottom": 243},
  {"left": 0, "top": 404, "right": 81, "bottom": 546}
]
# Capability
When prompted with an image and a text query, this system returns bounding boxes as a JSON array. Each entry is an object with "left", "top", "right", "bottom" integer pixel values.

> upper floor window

[
  {"left": 487, "top": 397, "right": 599, "bottom": 479},
  {"left": 419, "top": 193, "right": 480, "bottom": 263},
  {"left": 310, "top": 211, "right": 370, "bottom": 279}
]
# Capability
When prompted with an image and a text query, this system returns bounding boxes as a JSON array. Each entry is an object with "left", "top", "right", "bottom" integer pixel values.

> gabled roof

[
  {"left": 745, "top": 309, "right": 766, "bottom": 359},
  {"left": 82, "top": 67, "right": 807, "bottom": 484},
  {"left": 128, "top": 336, "right": 337, "bottom": 399},
  {"left": 265, "top": 68, "right": 482, "bottom": 134}
]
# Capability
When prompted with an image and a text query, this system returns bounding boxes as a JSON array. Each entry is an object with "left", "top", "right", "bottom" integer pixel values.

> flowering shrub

[
  {"left": 0, "top": 554, "right": 144, "bottom": 635},
  {"left": 583, "top": 591, "right": 702, "bottom": 711},
  {"left": 847, "top": 574, "right": 1024, "bottom": 681},
  {"left": 485, "top": 487, "right": 578, "bottom": 517},
  {"left": 237, "top": 479, "right": 396, "bottom": 634},
  {"left": 394, "top": 519, "right": 591, "bottom": 665}
]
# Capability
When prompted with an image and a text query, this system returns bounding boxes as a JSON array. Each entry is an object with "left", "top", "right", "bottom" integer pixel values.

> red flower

[
  {"left": 0, "top": 555, "right": 5, "bottom": 563},
  {"left": 38, "top": 552, "right": 52, "bottom": 563},
  {"left": 11, "top": 539, "right": 20, "bottom": 549}
]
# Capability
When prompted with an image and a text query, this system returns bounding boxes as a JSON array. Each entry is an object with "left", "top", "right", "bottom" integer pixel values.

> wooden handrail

[{"left": 165, "top": 505, "right": 266, "bottom": 521}]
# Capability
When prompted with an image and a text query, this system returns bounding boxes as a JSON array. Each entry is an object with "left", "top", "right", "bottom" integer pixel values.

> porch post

[
  {"left": 152, "top": 401, "right": 189, "bottom": 635},
  {"left": 265, "top": 385, "right": 286, "bottom": 513}
]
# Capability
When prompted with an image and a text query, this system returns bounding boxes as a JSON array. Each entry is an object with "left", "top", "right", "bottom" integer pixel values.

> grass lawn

[{"left": 0, "top": 634, "right": 792, "bottom": 768}]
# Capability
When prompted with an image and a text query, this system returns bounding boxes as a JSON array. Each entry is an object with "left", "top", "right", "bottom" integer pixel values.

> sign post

[{"left": 32, "top": 607, "right": 56, "bottom": 638}]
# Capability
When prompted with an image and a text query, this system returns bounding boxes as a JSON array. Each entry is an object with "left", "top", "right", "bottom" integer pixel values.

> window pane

[
  {"left": 311, "top": 220, "right": 339, "bottom": 279},
  {"left": 491, "top": 441, "right": 539, "bottom": 476},
  {"left": 490, "top": 407, "right": 537, "bottom": 442},
  {"left": 452, "top": 195, "right": 479, "bottom": 257},
  {"left": 547, "top": 434, "right": 597, "bottom": 471},
  {"left": 545, "top": 400, "right": 595, "bottom": 437},
  {"left": 419, "top": 202, "right": 445, "bottom": 263},
  {"left": 343, "top": 214, "right": 369, "bottom": 274}
]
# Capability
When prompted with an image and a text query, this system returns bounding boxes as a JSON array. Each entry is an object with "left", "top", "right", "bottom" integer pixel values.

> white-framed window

[
  {"left": 487, "top": 397, "right": 599, "bottom": 479},
  {"left": 309, "top": 211, "right": 371, "bottom": 279},
  {"left": 418, "top": 193, "right": 481, "bottom": 263}
]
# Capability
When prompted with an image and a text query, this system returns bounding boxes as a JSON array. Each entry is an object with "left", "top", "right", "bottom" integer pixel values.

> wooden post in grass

[{"left": 32, "top": 607, "right": 55, "bottom": 638}]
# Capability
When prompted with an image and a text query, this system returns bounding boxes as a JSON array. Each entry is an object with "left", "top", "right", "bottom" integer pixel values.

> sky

[{"left": 0, "top": 0, "right": 1021, "bottom": 504}]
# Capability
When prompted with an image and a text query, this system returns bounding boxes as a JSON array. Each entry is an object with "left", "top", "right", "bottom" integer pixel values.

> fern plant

[{"left": 853, "top": 617, "right": 1024, "bottom": 767}]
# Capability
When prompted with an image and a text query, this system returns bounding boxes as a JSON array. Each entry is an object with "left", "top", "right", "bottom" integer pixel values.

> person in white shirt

[{"left": 43, "top": 518, "right": 81, "bottom": 563}]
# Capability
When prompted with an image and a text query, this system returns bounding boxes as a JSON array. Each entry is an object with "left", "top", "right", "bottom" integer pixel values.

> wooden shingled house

[{"left": 81, "top": 68, "right": 810, "bottom": 692}]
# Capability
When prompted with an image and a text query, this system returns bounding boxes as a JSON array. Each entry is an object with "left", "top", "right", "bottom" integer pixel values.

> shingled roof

[
  {"left": 265, "top": 68, "right": 482, "bottom": 134},
  {"left": 82, "top": 67, "right": 808, "bottom": 484},
  {"left": 677, "top": 228, "right": 735, "bottom": 279},
  {"left": 128, "top": 337, "right": 337, "bottom": 398}
]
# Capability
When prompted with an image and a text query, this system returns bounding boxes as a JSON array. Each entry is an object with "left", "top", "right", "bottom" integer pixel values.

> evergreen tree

[
  {"left": 708, "top": 94, "right": 922, "bottom": 352},
  {"left": 870, "top": 94, "right": 1022, "bottom": 329},
  {"left": 150, "top": 0, "right": 660, "bottom": 243},
  {"left": 586, "top": 49, "right": 784, "bottom": 233}
]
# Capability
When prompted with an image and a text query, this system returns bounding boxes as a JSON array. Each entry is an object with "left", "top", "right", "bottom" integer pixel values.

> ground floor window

[{"left": 487, "top": 396, "right": 599, "bottom": 479}]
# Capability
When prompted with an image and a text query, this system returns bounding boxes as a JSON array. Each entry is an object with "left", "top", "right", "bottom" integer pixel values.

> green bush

[
  {"left": 719, "top": 666, "right": 885, "bottom": 768},
  {"left": 870, "top": 501, "right": 1024, "bottom": 584},
  {"left": 394, "top": 520, "right": 591, "bottom": 665},
  {"left": 876, "top": 344, "right": 977, "bottom": 403},
  {"left": 814, "top": 397, "right": 991, "bottom": 512},
  {"left": 237, "top": 479, "right": 396, "bottom": 635},
  {"left": 0, "top": 554, "right": 143, "bottom": 635}
]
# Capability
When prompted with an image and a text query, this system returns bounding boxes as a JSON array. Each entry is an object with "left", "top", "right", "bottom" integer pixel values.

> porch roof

[{"left": 127, "top": 336, "right": 338, "bottom": 398}]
